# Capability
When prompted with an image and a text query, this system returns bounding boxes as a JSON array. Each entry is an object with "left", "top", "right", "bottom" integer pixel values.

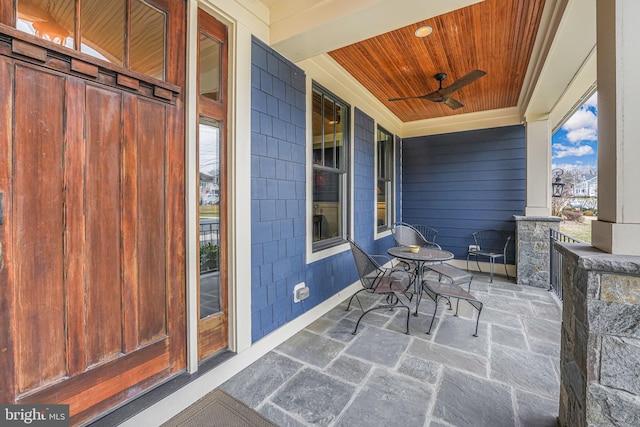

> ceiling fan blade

[
  {"left": 443, "top": 96, "right": 464, "bottom": 110},
  {"left": 388, "top": 90, "right": 440, "bottom": 102},
  {"left": 388, "top": 95, "right": 420, "bottom": 101},
  {"left": 388, "top": 94, "right": 430, "bottom": 102},
  {"left": 438, "top": 69, "right": 486, "bottom": 97}
]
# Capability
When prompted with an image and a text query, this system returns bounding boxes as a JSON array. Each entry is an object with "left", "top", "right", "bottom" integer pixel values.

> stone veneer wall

[
  {"left": 514, "top": 216, "right": 562, "bottom": 288},
  {"left": 557, "top": 243, "right": 640, "bottom": 426}
]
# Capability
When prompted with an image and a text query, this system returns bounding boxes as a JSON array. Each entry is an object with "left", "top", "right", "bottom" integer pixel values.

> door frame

[{"left": 185, "top": 2, "right": 252, "bottom": 372}]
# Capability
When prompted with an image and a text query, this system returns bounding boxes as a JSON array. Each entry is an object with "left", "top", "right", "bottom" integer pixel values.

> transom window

[
  {"left": 376, "top": 126, "right": 394, "bottom": 231},
  {"left": 311, "top": 84, "right": 350, "bottom": 250},
  {"left": 16, "top": 0, "right": 167, "bottom": 80}
]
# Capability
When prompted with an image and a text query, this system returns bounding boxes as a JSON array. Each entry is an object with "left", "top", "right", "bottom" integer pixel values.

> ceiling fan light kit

[{"left": 388, "top": 69, "right": 486, "bottom": 110}]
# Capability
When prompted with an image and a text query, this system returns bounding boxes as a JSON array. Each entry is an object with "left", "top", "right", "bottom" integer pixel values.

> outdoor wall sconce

[{"left": 552, "top": 168, "right": 565, "bottom": 198}]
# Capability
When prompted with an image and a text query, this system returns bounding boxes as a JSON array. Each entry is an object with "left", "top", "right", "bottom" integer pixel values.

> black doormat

[{"left": 162, "top": 389, "right": 277, "bottom": 427}]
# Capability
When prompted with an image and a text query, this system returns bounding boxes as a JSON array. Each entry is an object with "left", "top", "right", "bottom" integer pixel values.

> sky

[{"left": 551, "top": 92, "right": 598, "bottom": 172}]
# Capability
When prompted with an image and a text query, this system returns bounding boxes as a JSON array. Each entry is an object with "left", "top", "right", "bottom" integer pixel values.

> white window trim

[
  {"left": 374, "top": 124, "right": 395, "bottom": 239},
  {"left": 306, "top": 90, "right": 353, "bottom": 264}
]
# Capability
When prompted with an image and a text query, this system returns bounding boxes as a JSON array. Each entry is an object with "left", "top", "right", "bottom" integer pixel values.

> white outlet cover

[{"left": 293, "top": 282, "right": 306, "bottom": 303}]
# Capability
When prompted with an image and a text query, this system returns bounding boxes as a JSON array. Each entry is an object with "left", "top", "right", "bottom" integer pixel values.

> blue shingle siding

[
  {"left": 401, "top": 125, "right": 525, "bottom": 263},
  {"left": 250, "top": 39, "right": 394, "bottom": 342},
  {"left": 396, "top": 135, "right": 402, "bottom": 222},
  {"left": 353, "top": 108, "right": 375, "bottom": 245},
  {"left": 251, "top": 38, "right": 308, "bottom": 340}
]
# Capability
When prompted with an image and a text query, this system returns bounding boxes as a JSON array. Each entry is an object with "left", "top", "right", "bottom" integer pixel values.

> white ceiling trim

[
  {"left": 517, "top": 0, "right": 570, "bottom": 117},
  {"left": 523, "top": 0, "right": 597, "bottom": 119},
  {"left": 268, "top": 0, "right": 483, "bottom": 62},
  {"left": 548, "top": 53, "right": 597, "bottom": 133},
  {"left": 400, "top": 107, "right": 522, "bottom": 138},
  {"left": 299, "top": 54, "right": 404, "bottom": 136}
]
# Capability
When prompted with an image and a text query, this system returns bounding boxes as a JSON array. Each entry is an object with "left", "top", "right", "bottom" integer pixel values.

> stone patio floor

[{"left": 221, "top": 271, "right": 563, "bottom": 427}]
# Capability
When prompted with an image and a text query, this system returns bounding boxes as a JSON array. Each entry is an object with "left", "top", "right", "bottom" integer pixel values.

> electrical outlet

[
  {"left": 468, "top": 244, "right": 480, "bottom": 252},
  {"left": 293, "top": 282, "right": 309, "bottom": 303}
]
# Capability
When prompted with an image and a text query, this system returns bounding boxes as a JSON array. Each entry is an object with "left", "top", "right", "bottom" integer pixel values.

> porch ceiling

[{"left": 260, "top": 0, "right": 597, "bottom": 128}]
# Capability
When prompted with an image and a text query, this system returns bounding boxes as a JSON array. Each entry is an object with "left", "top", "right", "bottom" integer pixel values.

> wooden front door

[{"left": 0, "top": 1, "right": 186, "bottom": 424}]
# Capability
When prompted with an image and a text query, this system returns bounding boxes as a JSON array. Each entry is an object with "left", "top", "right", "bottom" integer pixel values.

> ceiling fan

[{"left": 388, "top": 69, "right": 486, "bottom": 110}]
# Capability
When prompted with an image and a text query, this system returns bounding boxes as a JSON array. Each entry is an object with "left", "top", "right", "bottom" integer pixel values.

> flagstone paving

[{"left": 222, "top": 272, "right": 562, "bottom": 427}]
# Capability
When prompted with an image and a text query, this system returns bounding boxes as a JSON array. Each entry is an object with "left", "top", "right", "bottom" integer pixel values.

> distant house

[
  {"left": 574, "top": 175, "right": 598, "bottom": 197},
  {"left": 199, "top": 172, "right": 220, "bottom": 204}
]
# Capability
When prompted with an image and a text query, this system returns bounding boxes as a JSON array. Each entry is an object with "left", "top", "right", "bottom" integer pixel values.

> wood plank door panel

[
  {"left": 0, "top": 52, "right": 16, "bottom": 406},
  {"left": 0, "top": 53, "right": 185, "bottom": 425},
  {"left": 85, "top": 84, "right": 125, "bottom": 366},
  {"left": 13, "top": 62, "right": 67, "bottom": 393},
  {"left": 134, "top": 97, "right": 168, "bottom": 346}
]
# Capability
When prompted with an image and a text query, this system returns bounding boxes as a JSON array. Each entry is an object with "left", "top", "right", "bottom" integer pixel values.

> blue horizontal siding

[{"left": 402, "top": 125, "right": 525, "bottom": 262}]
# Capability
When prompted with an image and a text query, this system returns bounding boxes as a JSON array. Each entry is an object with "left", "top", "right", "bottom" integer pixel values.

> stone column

[
  {"left": 592, "top": 0, "right": 640, "bottom": 255},
  {"left": 557, "top": 243, "right": 640, "bottom": 426},
  {"left": 514, "top": 216, "right": 562, "bottom": 288},
  {"left": 524, "top": 117, "right": 552, "bottom": 217}
]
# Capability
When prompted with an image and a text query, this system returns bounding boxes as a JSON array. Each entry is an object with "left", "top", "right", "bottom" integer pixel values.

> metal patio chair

[
  {"left": 391, "top": 222, "right": 440, "bottom": 249},
  {"left": 412, "top": 224, "right": 438, "bottom": 244},
  {"left": 391, "top": 222, "right": 441, "bottom": 282},
  {"left": 347, "top": 239, "right": 413, "bottom": 335},
  {"left": 466, "top": 229, "right": 512, "bottom": 282}
]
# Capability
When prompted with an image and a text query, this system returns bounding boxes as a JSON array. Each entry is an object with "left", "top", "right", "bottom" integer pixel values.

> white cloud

[
  {"left": 561, "top": 102, "right": 598, "bottom": 144},
  {"left": 563, "top": 109, "right": 597, "bottom": 132},
  {"left": 552, "top": 162, "right": 576, "bottom": 170},
  {"left": 583, "top": 92, "right": 598, "bottom": 109},
  {"left": 566, "top": 127, "right": 598, "bottom": 143},
  {"left": 552, "top": 143, "right": 595, "bottom": 159}
]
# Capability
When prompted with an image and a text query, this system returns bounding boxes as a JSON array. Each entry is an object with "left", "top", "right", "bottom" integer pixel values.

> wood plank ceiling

[{"left": 328, "top": 0, "right": 546, "bottom": 122}]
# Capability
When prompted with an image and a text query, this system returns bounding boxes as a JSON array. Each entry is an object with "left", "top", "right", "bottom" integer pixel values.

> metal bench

[
  {"left": 415, "top": 263, "right": 473, "bottom": 313},
  {"left": 419, "top": 263, "right": 482, "bottom": 337},
  {"left": 425, "top": 263, "right": 473, "bottom": 290}
]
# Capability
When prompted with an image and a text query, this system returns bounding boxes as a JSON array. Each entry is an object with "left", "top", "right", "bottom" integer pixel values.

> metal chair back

[
  {"left": 472, "top": 229, "right": 511, "bottom": 256},
  {"left": 467, "top": 229, "right": 513, "bottom": 282},
  {"left": 392, "top": 222, "right": 440, "bottom": 249},
  {"left": 391, "top": 222, "right": 428, "bottom": 246},
  {"left": 347, "top": 239, "right": 412, "bottom": 334},
  {"left": 348, "top": 240, "right": 384, "bottom": 291},
  {"left": 412, "top": 225, "right": 438, "bottom": 243}
]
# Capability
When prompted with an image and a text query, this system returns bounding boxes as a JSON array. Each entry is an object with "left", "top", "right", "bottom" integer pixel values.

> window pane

[
  {"left": 199, "top": 33, "right": 222, "bottom": 101},
  {"left": 312, "top": 90, "right": 324, "bottom": 165},
  {"left": 313, "top": 170, "right": 342, "bottom": 241},
  {"left": 199, "top": 118, "right": 221, "bottom": 319},
  {"left": 17, "top": 0, "right": 75, "bottom": 48},
  {"left": 377, "top": 179, "right": 388, "bottom": 228},
  {"left": 376, "top": 127, "right": 393, "bottom": 230},
  {"left": 81, "top": 0, "right": 125, "bottom": 65},
  {"left": 377, "top": 140, "right": 386, "bottom": 179},
  {"left": 130, "top": 0, "right": 166, "bottom": 80},
  {"left": 323, "top": 97, "right": 336, "bottom": 168},
  {"left": 334, "top": 104, "right": 344, "bottom": 169},
  {"left": 312, "top": 84, "right": 349, "bottom": 248}
]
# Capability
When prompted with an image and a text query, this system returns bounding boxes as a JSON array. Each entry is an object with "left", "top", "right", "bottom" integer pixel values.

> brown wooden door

[
  {"left": 0, "top": 7, "right": 186, "bottom": 424},
  {"left": 197, "top": 9, "right": 229, "bottom": 360}
]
